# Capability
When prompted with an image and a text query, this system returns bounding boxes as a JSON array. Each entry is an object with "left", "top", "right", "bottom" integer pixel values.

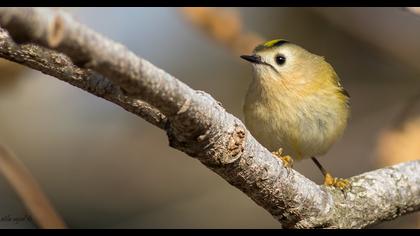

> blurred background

[{"left": 0, "top": 7, "right": 419, "bottom": 228}]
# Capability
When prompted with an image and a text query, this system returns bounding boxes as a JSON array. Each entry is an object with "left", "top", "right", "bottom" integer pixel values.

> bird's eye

[{"left": 275, "top": 54, "right": 286, "bottom": 65}]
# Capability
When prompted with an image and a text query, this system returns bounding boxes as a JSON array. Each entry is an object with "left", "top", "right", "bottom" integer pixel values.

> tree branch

[
  {"left": 0, "top": 7, "right": 419, "bottom": 228},
  {"left": 0, "top": 29, "right": 167, "bottom": 129},
  {"left": 180, "top": 7, "right": 264, "bottom": 55},
  {"left": 0, "top": 144, "right": 66, "bottom": 229},
  {"left": 406, "top": 7, "right": 420, "bottom": 16}
]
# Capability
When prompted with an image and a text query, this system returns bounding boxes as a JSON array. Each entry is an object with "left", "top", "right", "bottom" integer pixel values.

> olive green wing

[{"left": 333, "top": 71, "right": 350, "bottom": 107}]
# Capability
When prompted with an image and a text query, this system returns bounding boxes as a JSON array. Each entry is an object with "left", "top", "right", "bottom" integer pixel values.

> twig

[
  {"left": 391, "top": 91, "right": 420, "bottom": 129},
  {"left": 406, "top": 7, "right": 420, "bottom": 16},
  {"left": 180, "top": 7, "right": 265, "bottom": 55},
  {"left": 0, "top": 8, "right": 419, "bottom": 228},
  {"left": 0, "top": 144, "right": 66, "bottom": 229}
]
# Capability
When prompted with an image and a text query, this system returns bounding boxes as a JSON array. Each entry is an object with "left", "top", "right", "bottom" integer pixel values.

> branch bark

[
  {"left": 0, "top": 7, "right": 419, "bottom": 228},
  {"left": 0, "top": 28, "right": 166, "bottom": 129}
]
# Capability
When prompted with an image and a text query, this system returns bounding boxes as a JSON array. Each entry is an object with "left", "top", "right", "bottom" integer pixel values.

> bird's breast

[{"left": 244, "top": 87, "right": 348, "bottom": 160}]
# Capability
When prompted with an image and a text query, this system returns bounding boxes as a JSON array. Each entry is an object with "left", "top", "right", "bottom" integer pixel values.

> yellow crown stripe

[
  {"left": 263, "top": 39, "right": 284, "bottom": 47},
  {"left": 254, "top": 39, "right": 289, "bottom": 52}
]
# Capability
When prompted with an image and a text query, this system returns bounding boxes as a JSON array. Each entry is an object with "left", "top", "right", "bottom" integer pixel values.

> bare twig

[
  {"left": 0, "top": 144, "right": 66, "bottom": 229},
  {"left": 391, "top": 91, "right": 420, "bottom": 130},
  {"left": 377, "top": 117, "right": 420, "bottom": 166},
  {"left": 406, "top": 7, "right": 420, "bottom": 16},
  {"left": 377, "top": 89, "right": 420, "bottom": 167},
  {"left": 0, "top": 8, "right": 419, "bottom": 228},
  {"left": 376, "top": 118, "right": 420, "bottom": 228},
  {"left": 180, "top": 7, "right": 264, "bottom": 55}
]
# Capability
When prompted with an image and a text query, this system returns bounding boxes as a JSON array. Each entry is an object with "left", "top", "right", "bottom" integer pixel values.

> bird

[{"left": 241, "top": 39, "right": 350, "bottom": 190}]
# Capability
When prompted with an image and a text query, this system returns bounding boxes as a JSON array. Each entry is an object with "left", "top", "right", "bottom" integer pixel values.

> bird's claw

[
  {"left": 279, "top": 155, "right": 293, "bottom": 169},
  {"left": 272, "top": 148, "right": 283, "bottom": 157},
  {"left": 272, "top": 149, "right": 294, "bottom": 176},
  {"left": 324, "top": 173, "right": 351, "bottom": 194}
]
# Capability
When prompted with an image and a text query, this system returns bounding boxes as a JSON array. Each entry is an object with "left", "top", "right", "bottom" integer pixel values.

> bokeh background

[{"left": 0, "top": 7, "right": 419, "bottom": 228}]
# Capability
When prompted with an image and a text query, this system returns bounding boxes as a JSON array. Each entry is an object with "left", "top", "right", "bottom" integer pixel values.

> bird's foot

[
  {"left": 280, "top": 155, "right": 293, "bottom": 169},
  {"left": 323, "top": 173, "right": 351, "bottom": 191},
  {"left": 272, "top": 148, "right": 294, "bottom": 168}
]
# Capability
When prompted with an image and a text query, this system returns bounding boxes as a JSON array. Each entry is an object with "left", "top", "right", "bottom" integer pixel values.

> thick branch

[
  {"left": 0, "top": 28, "right": 166, "bottom": 129},
  {"left": 0, "top": 144, "right": 66, "bottom": 229},
  {"left": 0, "top": 8, "right": 419, "bottom": 228}
]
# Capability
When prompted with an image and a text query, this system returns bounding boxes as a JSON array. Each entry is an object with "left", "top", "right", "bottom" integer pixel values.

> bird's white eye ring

[{"left": 275, "top": 54, "right": 286, "bottom": 65}]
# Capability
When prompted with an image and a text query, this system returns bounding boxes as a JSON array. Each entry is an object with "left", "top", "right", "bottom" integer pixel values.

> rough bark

[
  {"left": 0, "top": 7, "right": 419, "bottom": 228},
  {"left": 0, "top": 28, "right": 166, "bottom": 129}
]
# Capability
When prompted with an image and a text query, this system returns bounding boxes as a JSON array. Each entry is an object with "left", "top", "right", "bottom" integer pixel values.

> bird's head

[{"left": 241, "top": 39, "right": 332, "bottom": 88}]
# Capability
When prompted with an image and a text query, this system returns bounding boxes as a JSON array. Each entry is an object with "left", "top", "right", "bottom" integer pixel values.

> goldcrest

[{"left": 241, "top": 39, "right": 350, "bottom": 189}]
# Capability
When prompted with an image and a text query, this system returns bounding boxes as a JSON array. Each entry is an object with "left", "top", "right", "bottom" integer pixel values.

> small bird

[{"left": 241, "top": 39, "right": 350, "bottom": 189}]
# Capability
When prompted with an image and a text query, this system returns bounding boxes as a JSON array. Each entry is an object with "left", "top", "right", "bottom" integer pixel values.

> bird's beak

[
  {"left": 240, "top": 55, "right": 263, "bottom": 64},
  {"left": 241, "top": 54, "right": 279, "bottom": 74}
]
